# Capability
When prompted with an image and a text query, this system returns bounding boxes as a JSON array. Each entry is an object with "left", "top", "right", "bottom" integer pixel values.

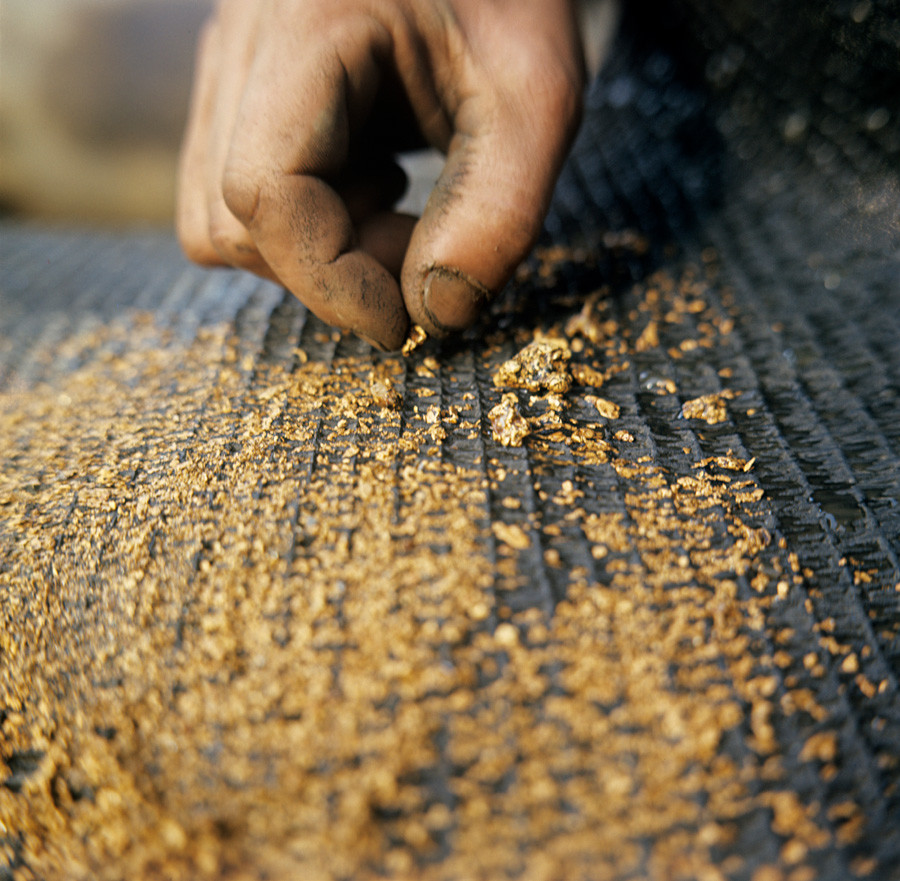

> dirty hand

[{"left": 177, "top": 0, "right": 584, "bottom": 350}]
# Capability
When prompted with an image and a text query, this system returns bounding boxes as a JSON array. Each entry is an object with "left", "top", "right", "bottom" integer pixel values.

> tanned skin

[{"left": 177, "top": 0, "right": 584, "bottom": 350}]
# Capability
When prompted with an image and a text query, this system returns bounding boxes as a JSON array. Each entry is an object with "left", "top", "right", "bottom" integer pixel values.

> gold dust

[{"left": 0, "top": 251, "right": 877, "bottom": 881}]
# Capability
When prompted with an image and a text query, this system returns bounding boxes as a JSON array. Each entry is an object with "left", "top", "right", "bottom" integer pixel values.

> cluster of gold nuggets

[{"left": 0, "top": 255, "right": 884, "bottom": 880}]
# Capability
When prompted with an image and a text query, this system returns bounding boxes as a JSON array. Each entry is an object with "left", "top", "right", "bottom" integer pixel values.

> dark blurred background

[{"left": 0, "top": 0, "right": 212, "bottom": 225}]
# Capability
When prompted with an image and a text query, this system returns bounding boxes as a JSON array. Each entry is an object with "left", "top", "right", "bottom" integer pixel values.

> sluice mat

[{"left": 2, "top": 9, "right": 900, "bottom": 881}]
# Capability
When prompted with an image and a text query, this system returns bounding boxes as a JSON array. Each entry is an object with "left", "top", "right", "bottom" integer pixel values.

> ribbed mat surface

[{"left": 2, "top": 6, "right": 899, "bottom": 880}]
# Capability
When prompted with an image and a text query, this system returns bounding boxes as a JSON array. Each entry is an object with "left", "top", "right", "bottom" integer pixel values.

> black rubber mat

[{"left": 1, "top": 4, "right": 899, "bottom": 880}]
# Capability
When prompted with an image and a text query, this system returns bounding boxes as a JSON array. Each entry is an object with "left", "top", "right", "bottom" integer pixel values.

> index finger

[{"left": 221, "top": 14, "right": 409, "bottom": 349}]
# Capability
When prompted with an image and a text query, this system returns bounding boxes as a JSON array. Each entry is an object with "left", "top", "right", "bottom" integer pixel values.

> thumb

[{"left": 400, "top": 67, "right": 582, "bottom": 335}]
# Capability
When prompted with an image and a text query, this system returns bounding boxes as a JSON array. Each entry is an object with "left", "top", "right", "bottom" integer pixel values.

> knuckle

[
  {"left": 221, "top": 164, "right": 263, "bottom": 228},
  {"left": 177, "top": 216, "right": 220, "bottom": 267},
  {"left": 208, "top": 217, "right": 254, "bottom": 269},
  {"left": 207, "top": 222, "right": 237, "bottom": 262}
]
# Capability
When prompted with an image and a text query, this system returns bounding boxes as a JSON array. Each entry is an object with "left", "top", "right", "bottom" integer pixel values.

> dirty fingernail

[
  {"left": 356, "top": 332, "right": 392, "bottom": 353},
  {"left": 423, "top": 267, "right": 489, "bottom": 334}
]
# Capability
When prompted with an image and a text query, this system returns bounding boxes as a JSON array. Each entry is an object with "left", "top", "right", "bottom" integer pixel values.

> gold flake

[
  {"left": 585, "top": 395, "right": 620, "bottom": 419},
  {"left": 681, "top": 391, "right": 737, "bottom": 424},
  {"left": 493, "top": 338, "right": 572, "bottom": 394},
  {"left": 488, "top": 394, "right": 531, "bottom": 447},
  {"left": 492, "top": 522, "right": 531, "bottom": 550}
]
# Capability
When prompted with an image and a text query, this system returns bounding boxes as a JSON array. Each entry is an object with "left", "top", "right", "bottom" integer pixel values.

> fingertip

[
  {"left": 418, "top": 266, "right": 490, "bottom": 335},
  {"left": 356, "top": 327, "right": 405, "bottom": 353},
  {"left": 351, "top": 294, "right": 410, "bottom": 352},
  {"left": 176, "top": 202, "right": 225, "bottom": 267},
  {"left": 397, "top": 132, "right": 544, "bottom": 336}
]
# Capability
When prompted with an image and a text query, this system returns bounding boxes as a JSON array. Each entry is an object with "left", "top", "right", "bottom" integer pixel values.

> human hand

[{"left": 177, "top": 0, "right": 584, "bottom": 350}]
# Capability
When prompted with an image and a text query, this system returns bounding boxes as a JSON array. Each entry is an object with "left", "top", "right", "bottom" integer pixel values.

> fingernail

[
  {"left": 423, "top": 267, "right": 489, "bottom": 333},
  {"left": 356, "top": 332, "right": 392, "bottom": 353}
]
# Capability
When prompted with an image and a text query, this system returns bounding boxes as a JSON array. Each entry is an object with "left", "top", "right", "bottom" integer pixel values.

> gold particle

[
  {"left": 488, "top": 394, "right": 531, "bottom": 447},
  {"left": 492, "top": 522, "right": 531, "bottom": 550},
  {"left": 681, "top": 391, "right": 737, "bottom": 424},
  {"left": 469, "top": 602, "right": 490, "bottom": 622},
  {"left": 585, "top": 395, "right": 620, "bottom": 419},
  {"left": 401, "top": 324, "right": 428, "bottom": 356},
  {"left": 494, "top": 623, "right": 519, "bottom": 647},
  {"left": 570, "top": 362, "right": 607, "bottom": 388},
  {"left": 493, "top": 337, "right": 572, "bottom": 394},
  {"left": 841, "top": 653, "right": 860, "bottom": 674}
]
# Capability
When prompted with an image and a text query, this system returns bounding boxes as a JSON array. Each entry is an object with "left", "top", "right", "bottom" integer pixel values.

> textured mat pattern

[{"left": 2, "top": 6, "right": 900, "bottom": 881}]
